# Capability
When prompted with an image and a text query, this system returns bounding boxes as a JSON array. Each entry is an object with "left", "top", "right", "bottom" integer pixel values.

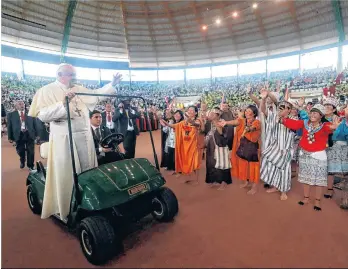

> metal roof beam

[
  {"left": 217, "top": 1, "right": 239, "bottom": 61},
  {"left": 332, "top": 0, "right": 345, "bottom": 42},
  {"left": 142, "top": 1, "right": 159, "bottom": 67},
  {"left": 162, "top": 1, "right": 187, "bottom": 65},
  {"left": 287, "top": 1, "right": 303, "bottom": 49},
  {"left": 120, "top": 1, "right": 131, "bottom": 62},
  {"left": 60, "top": 0, "right": 78, "bottom": 62},
  {"left": 191, "top": 1, "right": 213, "bottom": 63},
  {"left": 253, "top": 8, "right": 269, "bottom": 56}
]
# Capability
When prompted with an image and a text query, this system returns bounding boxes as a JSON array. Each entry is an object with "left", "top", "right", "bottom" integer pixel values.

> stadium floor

[{"left": 2, "top": 131, "right": 348, "bottom": 268}]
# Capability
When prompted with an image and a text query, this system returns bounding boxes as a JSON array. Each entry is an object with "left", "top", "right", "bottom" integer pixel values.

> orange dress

[
  {"left": 174, "top": 121, "right": 200, "bottom": 174},
  {"left": 231, "top": 118, "right": 261, "bottom": 183}
]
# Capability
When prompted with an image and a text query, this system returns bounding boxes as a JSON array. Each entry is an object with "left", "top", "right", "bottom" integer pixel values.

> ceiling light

[
  {"left": 202, "top": 25, "right": 207, "bottom": 30},
  {"left": 252, "top": 3, "right": 258, "bottom": 9},
  {"left": 232, "top": 12, "right": 238, "bottom": 18},
  {"left": 215, "top": 18, "right": 221, "bottom": 24}
]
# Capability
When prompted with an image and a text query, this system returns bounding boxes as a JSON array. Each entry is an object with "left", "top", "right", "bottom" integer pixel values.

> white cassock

[{"left": 28, "top": 80, "right": 116, "bottom": 220}]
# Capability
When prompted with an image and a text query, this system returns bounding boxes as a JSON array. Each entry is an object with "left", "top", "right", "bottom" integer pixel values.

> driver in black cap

[
  {"left": 113, "top": 98, "right": 140, "bottom": 159},
  {"left": 90, "top": 110, "right": 125, "bottom": 165}
]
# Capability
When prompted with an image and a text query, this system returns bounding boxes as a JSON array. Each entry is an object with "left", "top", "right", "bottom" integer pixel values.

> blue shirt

[{"left": 332, "top": 119, "right": 348, "bottom": 142}]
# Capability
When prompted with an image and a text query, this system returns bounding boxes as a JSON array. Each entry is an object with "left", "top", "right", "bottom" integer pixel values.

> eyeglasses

[{"left": 61, "top": 72, "right": 76, "bottom": 77}]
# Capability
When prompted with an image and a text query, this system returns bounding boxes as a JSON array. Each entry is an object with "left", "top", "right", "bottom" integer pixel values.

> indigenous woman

[
  {"left": 160, "top": 105, "right": 201, "bottom": 184},
  {"left": 161, "top": 110, "right": 184, "bottom": 173},
  {"left": 325, "top": 104, "right": 348, "bottom": 202},
  {"left": 160, "top": 109, "right": 172, "bottom": 168},
  {"left": 322, "top": 97, "right": 342, "bottom": 199},
  {"left": 280, "top": 104, "right": 340, "bottom": 211},
  {"left": 219, "top": 105, "right": 261, "bottom": 195},
  {"left": 205, "top": 107, "right": 232, "bottom": 190}
]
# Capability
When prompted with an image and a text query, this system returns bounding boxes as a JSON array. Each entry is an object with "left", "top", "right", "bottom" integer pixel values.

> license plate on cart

[{"left": 128, "top": 183, "right": 147, "bottom": 195}]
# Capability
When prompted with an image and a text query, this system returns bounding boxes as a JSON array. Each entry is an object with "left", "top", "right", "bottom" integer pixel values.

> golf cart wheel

[
  {"left": 152, "top": 187, "right": 179, "bottom": 222},
  {"left": 27, "top": 185, "right": 42, "bottom": 215},
  {"left": 78, "top": 216, "right": 122, "bottom": 265}
]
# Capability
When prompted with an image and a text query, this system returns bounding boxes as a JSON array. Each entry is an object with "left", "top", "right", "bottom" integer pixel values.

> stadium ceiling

[{"left": 2, "top": 0, "right": 348, "bottom": 68}]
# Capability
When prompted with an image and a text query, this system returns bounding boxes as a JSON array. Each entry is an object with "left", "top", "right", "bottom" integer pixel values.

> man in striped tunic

[{"left": 260, "top": 94, "right": 295, "bottom": 201}]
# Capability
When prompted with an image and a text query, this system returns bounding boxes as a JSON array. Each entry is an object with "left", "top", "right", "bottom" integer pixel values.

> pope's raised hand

[{"left": 112, "top": 73, "right": 123, "bottom": 86}]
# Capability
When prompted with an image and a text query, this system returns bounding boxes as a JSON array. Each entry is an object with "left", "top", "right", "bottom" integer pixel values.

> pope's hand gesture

[{"left": 112, "top": 73, "right": 123, "bottom": 86}]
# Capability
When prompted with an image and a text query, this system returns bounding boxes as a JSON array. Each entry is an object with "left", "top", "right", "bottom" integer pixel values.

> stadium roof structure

[{"left": 2, "top": 0, "right": 348, "bottom": 68}]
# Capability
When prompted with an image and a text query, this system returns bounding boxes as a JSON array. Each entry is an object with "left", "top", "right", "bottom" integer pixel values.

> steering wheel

[{"left": 100, "top": 133, "right": 124, "bottom": 150}]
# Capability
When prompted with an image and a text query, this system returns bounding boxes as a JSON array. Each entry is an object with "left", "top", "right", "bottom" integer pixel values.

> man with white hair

[{"left": 28, "top": 63, "right": 122, "bottom": 221}]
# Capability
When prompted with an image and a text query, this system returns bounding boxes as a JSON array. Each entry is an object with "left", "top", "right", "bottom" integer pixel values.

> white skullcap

[
  {"left": 310, "top": 104, "right": 325, "bottom": 116},
  {"left": 56, "top": 63, "right": 74, "bottom": 77}
]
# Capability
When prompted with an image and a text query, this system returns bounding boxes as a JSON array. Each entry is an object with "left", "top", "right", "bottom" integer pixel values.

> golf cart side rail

[{"left": 65, "top": 93, "right": 159, "bottom": 206}]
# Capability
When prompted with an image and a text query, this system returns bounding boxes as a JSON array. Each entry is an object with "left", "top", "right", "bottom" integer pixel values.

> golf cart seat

[{"left": 37, "top": 142, "right": 49, "bottom": 179}]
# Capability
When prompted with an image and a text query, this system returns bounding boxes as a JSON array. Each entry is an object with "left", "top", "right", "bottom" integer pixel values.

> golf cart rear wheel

[
  {"left": 27, "top": 185, "right": 42, "bottom": 215},
  {"left": 151, "top": 187, "right": 179, "bottom": 222},
  {"left": 78, "top": 216, "right": 122, "bottom": 265}
]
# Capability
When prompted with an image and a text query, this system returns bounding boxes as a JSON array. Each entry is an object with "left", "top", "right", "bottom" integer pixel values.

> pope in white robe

[{"left": 28, "top": 63, "right": 122, "bottom": 220}]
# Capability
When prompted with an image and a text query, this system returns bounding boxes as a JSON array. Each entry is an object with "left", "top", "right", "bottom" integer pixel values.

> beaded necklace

[{"left": 304, "top": 119, "right": 323, "bottom": 144}]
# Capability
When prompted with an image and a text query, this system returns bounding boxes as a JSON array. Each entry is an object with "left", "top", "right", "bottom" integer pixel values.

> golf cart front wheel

[
  {"left": 151, "top": 187, "right": 179, "bottom": 222},
  {"left": 27, "top": 185, "right": 42, "bottom": 215},
  {"left": 78, "top": 216, "right": 122, "bottom": 265}
]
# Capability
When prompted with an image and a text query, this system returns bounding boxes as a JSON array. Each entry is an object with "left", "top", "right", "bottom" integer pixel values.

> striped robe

[{"left": 260, "top": 109, "right": 295, "bottom": 193}]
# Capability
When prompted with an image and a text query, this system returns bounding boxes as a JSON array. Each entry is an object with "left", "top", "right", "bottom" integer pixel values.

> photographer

[{"left": 113, "top": 99, "right": 140, "bottom": 159}]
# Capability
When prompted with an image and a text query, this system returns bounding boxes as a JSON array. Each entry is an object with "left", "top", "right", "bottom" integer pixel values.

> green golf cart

[{"left": 26, "top": 94, "right": 179, "bottom": 265}]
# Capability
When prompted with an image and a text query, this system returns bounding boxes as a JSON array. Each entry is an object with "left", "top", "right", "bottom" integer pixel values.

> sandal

[
  {"left": 314, "top": 199, "right": 322, "bottom": 211},
  {"left": 324, "top": 188, "right": 334, "bottom": 199},
  {"left": 298, "top": 196, "right": 309, "bottom": 206}
]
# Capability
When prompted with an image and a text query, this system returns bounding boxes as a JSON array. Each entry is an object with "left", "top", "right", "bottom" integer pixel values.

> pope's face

[{"left": 58, "top": 65, "right": 77, "bottom": 86}]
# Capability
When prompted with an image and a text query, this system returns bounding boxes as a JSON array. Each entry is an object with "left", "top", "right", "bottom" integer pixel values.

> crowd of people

[
  {"left": 1, "top": 65, "right": 348, "bottom": 214},
  {"left": 159, "top": 88, "right": 348, "bottom": 211}
]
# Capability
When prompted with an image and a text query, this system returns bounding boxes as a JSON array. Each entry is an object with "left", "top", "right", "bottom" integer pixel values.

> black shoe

[
  {"left": 324, "top": 188, "right": 334, "bottom": 199},
  {"left": 314, "top": 199, "right": 322, "bottom": 211},
  {"left": 264, "top": 184, "right": 270, "bottom": 189},
  {"left": 298, "top": 196, "right": 309, "bottom": 206},
  {"left": 28, "top": 166, "right": 34, "bottom": 171},
  {"left": 20, "top": 163, "right": 25, "bottom": 169}
]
